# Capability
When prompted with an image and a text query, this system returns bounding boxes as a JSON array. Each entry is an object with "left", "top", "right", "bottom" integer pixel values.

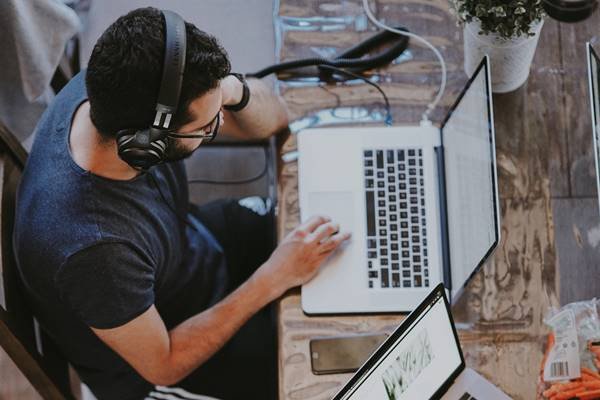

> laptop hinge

[{"left": 435, "top": 145, "right": 452, "bottom": 298}]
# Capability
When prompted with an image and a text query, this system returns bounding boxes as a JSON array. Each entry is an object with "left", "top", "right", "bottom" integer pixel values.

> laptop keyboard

[
  {"left": 458, "top": 393, "right": 478, "bottom": 400},
  {"left": 363, "top": 148, "right": 430, "bottom": 290}
]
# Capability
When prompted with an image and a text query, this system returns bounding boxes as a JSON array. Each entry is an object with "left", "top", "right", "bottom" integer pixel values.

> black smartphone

[{"left": 309, "top": 333, "right": 389, "bottom": 375}]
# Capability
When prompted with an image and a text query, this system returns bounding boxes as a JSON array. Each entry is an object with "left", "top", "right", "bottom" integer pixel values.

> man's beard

[{"left": 162, "top": 137, "right": 200, "bottom": 163}]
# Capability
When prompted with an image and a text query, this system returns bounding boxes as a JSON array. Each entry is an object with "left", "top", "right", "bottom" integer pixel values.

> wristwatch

[{"left": 223, "top": 73, "right": 250, "bottom": 112}]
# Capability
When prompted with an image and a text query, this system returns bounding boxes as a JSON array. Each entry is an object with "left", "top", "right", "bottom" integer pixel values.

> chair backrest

[{"left": 0, "top": 121, "right": 74, "bottom": 399}]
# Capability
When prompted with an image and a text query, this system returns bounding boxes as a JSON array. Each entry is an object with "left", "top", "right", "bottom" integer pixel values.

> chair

[{"left": 0, "top": 120, "right": 75, "bottom": 399}]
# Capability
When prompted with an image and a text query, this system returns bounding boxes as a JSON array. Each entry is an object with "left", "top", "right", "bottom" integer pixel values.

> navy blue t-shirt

[{"left": 13, "top": 72, "right": 228, "bottom": 399}]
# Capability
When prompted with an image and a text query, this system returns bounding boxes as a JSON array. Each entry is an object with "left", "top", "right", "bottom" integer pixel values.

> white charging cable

[{"left": 362, "top": 0, "right": 447, "bottom": 124}]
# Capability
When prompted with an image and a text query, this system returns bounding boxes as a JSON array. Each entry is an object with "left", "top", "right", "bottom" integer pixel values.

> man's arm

[
  {"left": 91, "top": 216, "right": 351, "bottom": 386},
  {"left": 219, "top": 75, "right": 289, "bottom": 140}
]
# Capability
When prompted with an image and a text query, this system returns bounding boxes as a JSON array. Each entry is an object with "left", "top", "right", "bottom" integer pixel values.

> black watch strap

[{"left": 223, "top": 73, "right": 250, "bottom": 112}]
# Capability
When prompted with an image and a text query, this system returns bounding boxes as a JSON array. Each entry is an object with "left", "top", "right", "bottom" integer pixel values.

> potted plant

[{"left": 452, "top": 0, "right": 545, "bottom": 93}]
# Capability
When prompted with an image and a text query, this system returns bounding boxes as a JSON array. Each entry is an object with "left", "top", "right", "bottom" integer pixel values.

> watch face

[{"left": 542, "top": 0, "right": 598, "bottom": 22}]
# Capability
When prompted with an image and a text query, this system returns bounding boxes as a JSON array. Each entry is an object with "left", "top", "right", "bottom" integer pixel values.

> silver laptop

[
  {"left": 332, "top": 283, "right": 512, "bottom": 400},
  {"left": 298, "top": 56, "right": 501, "bottom": 314},
  {"left": 588, "top": 42, "right": 600, "bottom": 215}
]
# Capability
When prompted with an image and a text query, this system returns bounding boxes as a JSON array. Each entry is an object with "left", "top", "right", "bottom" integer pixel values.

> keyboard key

[
  {"left": 368, "top": 251, "right": 377, "bottom": 258},
  {"left": 389, "top": 205, "right": 397, "bottom": 212},
  {"left": 365, "top": 169, "right": 373, "bottom": 176},
  {"left": 399, "top": 192, "right": 407, "bottom": 199},
  {"left": 402, "top": 250, "right": 409, "bottom": 257},
  {"left": 366, "top": 191, "right": 376, "bottom": 236},
  {"left": 412, "top": 226, "right": 419, "bottom": 233},
  {"left": 368, "top": 270, "right": 378, "bottom": 278},
  {"left": 397, "top": 150, "right": 405, "bottom": 161},
  {"left": 391, "top": 243, "right": 398, "bottom": 250},
  {"left": 399, "top": 173, "right": 406, "bottom": 180},
  {"left": 377, "top": 181, "right": 385, "bottom": 188},
  {"left": 389, "top": 186, "right": 396, "bottom": 192},
  {"left": 388, "top": 176, "right": 395, "bottom": 183},
  {"left": 379, "top": 219, "right": 386, "bottom": 227},
  {"left": 392, "top": 262, "right": 400, "bottom": 270},
  {"left": 378, "top": 210, "right": 386, "bottom": 217},
  {"left": 409, "top": 178, "right": 417, "bottom": 185},
  {"left": 391, "top": 253, "right": 399, "bottom": 260},
  {"left": 409, "top": 168, "right": 416, "bottom": 176},
  {"left": 364, "top": 150, "right": 373, "bottom": 157},
  {"left": 378, "top": 200, "right": 385, "bottom": 207},
  {"left": 424, "top": 269, "right": 429, "bottom": 277},
  {"left": 401, "top": 231, "right": 408, "bottom": 238},
  {"left": 377, "top": 171, "right": 384, "bottom": 178},
  {"left": 400, "top": 202, "right": 407, "bottom": 209},
  {"left": 387, "top": 166, "right": 394, "bottom": 173},
  {"left": 412, "top": 245, "right": 420, "bottom": 252},
  {"left": 410, "top": 187, "right": 417, "bottom": 195},
  {"left": 410, "top": 206, "right": 418, "bottom": 214},
  {"left": 368, "top": 239, "right": 377, "bottom": 248},
  {"left": 390, "top": 215, "right": 397, "bottom": 221},
  {"left": 368, "top": 260, "right": 373, "bottom": 268},
  {"left": 402, "top": 241, "right": 409, "bottom": 248},
  {"left": 409, "top": 159, "right": 416, "bottom": 166},
  {"left": 411, "top": 216, "right": 418, "bottom": 224},
  {"left": 369, "top": 280, "right": 373, "bottom": 288},
  {"left": 412, "top": 236, "right": 420, "bottom": 243},
  {"left": 366, "top": 179, "right": 374, "bottom": 188},
  {"left": 400, "top": 213, "right": 408, "bottom": 220},
  {"left": 402, "top": 270, "right": 411, "bottom": 277},
  {"left": 399, "top": 183, "right": 406, "bottom": 190},
  {"left": 364, "top": 159, "right": 373, "bottom": 167},
  {"left": 378, "top": 190, "right": 385, "bottom": 197},
  {"left": 418, "top": 149, "right": 422, "bottom": 156},
  {"left": 390, "top": 224, "right": 398, "bottom": 231},
  {"left": 389, "top": 195, "right": 396, "bottom": 202},
  {"left": 410, "top": 197, "right": 418, "bottom": 204},
  {"left": 390, "top": 233, "right": 398, "bottom": 240},
  {"left": 380, "top": 249, "right": 388, "bottom": 256},
  {"left": 387, "top": 150, "right": 394, "bottom": 163},
  {"left": 403, "top": 280, "right": 412, "bottom": 287},
  {"left": 414, "top": 275, "right": 422, "bottom": 287},
  {"left": 402, "top": 260, "right": 410, "bottom": 268},
  {"left": 413, "top": 265, "right": 421, "bottom": 273},
  {"left": 424, "top": 279, "right": 429, "bottom": 286},
  {"left": 413, "top": 255, "right": 421, "bottom": 262},
  {"left": 392, "top": 273, "right": 400, "bottom": 287},
  {"left": 398, "top": 164, "right": 405, "bottom": 171},
  {"left": 376, "top": 151, "right": 384, "bottom": 168},
  {"left": 379, "top": 238, "right": 388, "bottom": 246},
  {"left": 381, "top": 269, "right": 389, "bottom": 287},
  {"left": 381, "top": 258, "right": 388, "bottom": 265},
  {"left": 408, "top": 149, "right": 415, "bottom": 156},
  {"left": 379, "top": 229, "right": 387, "bottom": 236}
]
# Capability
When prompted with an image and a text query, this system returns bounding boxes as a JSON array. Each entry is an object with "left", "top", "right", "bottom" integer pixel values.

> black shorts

[{"left": 168, "top": 198, "right": 277, "bottom": 400}]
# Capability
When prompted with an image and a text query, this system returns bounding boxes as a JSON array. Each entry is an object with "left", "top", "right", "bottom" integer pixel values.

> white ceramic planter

[{"left": 463, "top": 19, "right": 544, "bottom": 93}]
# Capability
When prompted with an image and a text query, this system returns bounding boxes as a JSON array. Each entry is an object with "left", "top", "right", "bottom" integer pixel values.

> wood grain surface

[{"left": 273, "top": 1, "right": 589, "bottom": 399}]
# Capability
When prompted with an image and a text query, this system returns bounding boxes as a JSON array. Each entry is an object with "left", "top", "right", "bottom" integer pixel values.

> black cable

[
  {"left": 187, "top": 146, "right": 269, "bottom": 185},
  {"left": 247, "top": 27, "right": 410, "bottom": 79},
  {"left": 318, "top": 64, "right": 392, "bottom": 126}
]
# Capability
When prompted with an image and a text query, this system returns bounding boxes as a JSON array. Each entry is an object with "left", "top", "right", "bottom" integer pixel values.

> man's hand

[{"left": 255, "top": 215, "right": 351, "bottom": 297}]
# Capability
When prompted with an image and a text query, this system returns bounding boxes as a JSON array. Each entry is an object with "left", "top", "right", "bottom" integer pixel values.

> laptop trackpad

[{"left": 308, "top": 192, "right": 355, "bottom": 235}]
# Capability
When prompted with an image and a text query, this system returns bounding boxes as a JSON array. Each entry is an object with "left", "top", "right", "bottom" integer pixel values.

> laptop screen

[
  {"left": 588, "top": 43, "right": 600, "bottom": 215},
  {"left": 440, "top": 57, "right": 500, "bottom": 300},
  {"left": 335, "top": 285, "right": 463, "bottom": 400}
]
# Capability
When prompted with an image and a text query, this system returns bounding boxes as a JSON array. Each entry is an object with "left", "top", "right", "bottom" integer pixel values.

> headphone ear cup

[{"left": 116, "top": 129, "right": 168, "bottom": 169}]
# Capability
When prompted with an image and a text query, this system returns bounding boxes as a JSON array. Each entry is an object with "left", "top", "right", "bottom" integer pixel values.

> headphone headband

[
  {"left": 117, "top": 9, "right": 187, "bottom": 170},
  {"left": 154, "top": 10, "right": 187, "bottom": 130}
]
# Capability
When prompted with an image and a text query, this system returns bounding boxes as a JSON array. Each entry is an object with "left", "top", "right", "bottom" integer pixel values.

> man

[{"left": 13, "top": 7, "right": 350, "bottom": 400}]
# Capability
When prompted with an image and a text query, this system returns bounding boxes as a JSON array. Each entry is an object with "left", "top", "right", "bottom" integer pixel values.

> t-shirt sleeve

[{"left": 55, "top": 241, "right": 156, "bottom": 329}]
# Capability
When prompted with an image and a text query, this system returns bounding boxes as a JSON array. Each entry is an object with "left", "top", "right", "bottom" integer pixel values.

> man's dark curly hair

[{"left": 86, "top": 7, "right": 231, "bottom": 139}]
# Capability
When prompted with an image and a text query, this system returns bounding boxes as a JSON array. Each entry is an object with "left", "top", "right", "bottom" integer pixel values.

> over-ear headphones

[{"left": 116, "top": 10, "right": 187, "bottom": 170}]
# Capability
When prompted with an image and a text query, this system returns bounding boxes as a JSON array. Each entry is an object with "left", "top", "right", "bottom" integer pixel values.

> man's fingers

[
  {"left": 298, "top": 215, "right": 331, "bottom": 233},
  {"left": 307, "top": 222, "right": 339, "bottom": 244},
  {"left": 319, "top": 231, "right": 351, "bottom": 254}
]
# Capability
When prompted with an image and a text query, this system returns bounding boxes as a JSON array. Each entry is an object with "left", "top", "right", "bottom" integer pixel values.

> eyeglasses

[{"left": 166, "top": 110, "right": 221, "bottom": 142}]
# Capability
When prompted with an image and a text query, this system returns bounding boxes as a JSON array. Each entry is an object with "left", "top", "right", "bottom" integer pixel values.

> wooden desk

[{"left": 275, "top": 1, "right": 600, "bottom": 399}]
